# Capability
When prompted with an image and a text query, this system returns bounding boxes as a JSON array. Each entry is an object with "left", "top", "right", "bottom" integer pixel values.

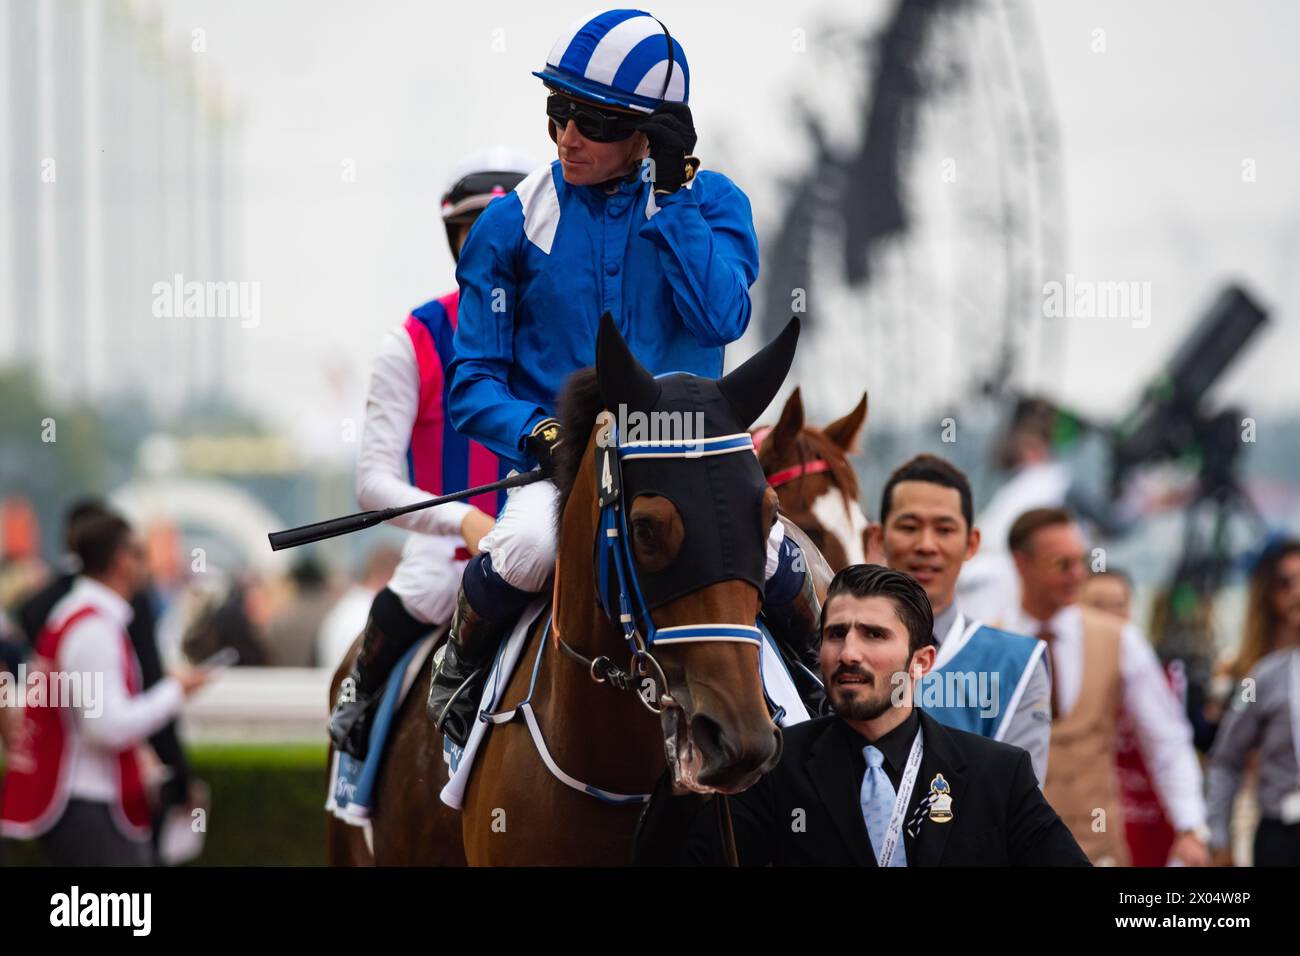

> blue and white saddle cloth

[{"left": 326, "top": 632, "right": 439, "bottom": 825}]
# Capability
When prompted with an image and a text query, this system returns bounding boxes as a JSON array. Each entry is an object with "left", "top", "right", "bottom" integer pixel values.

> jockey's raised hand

[{"left": 638, "top": 102, "right": 698, "bottom": 195}]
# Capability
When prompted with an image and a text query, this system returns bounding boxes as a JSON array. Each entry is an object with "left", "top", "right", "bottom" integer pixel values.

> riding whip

[{"left": 267, "top": 470, "right": 547, "bottom": 551}]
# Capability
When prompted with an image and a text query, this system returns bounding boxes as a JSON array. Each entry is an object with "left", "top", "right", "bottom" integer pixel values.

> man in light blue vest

[{"left": 869, "top": 454, "right": 1052, "bottom": 784}]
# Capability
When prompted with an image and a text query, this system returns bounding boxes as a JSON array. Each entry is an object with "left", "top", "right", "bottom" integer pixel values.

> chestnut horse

[
  {"left": 327, "top": 314, "right": 800, "bottom": 865},
  {"left": 755, "top": 387, "right": 870, "bottom": 572}
]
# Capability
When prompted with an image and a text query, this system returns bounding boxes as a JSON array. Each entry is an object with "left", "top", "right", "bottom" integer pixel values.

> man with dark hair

[
  {"left": 15, "top": 497, "right": 112, "bottom": 650},
  {"left": 2, "top": 509, "right": 211, "bottom": 865},
  {"left": 1005, "top": 508, "right": 1208, "bottom": 867},
  {"left": 12, "top": 499, "right": 195, "bottom": 862},
  {"left": 870, "top": 454, "right": 1051, "bottom": 785},
  {"left": 634, "top": 564, "right": 1088, "bottom": 866}
]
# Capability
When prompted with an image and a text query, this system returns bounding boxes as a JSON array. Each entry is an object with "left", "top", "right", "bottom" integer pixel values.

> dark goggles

[{"left": 546, "top": 93, "right": 642, "bottom": 143}]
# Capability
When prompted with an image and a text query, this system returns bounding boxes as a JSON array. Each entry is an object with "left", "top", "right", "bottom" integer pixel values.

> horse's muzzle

[{"left": 663, "top": 705, "right": 783, "bottom": 796}]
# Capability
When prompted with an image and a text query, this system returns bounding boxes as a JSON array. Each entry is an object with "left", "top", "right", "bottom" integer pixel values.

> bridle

[
  {"left": 751, "top": 425, "right": 832, "bottom": 490},
  {"left": 517, "top": 425, "right": 767, "bottom": 862},
  {"left": 551, "top": 425, "right": 764, "bottom": 862},
  {"left": 555, "top": 428, "right": 763, "bottom": 715}
]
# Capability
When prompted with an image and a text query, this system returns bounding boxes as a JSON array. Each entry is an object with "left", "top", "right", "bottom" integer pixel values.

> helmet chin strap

[{"left": 652, "top": 17, "right": 676, "bottom": 103}]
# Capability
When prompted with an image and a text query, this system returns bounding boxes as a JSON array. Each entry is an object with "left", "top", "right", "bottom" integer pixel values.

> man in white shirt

[
  {"left": 1004, "top": 507, "right": 1209, "bottom": 866},
  {"left": 1, "top": 511, "right": 209, "bottom": 865}
]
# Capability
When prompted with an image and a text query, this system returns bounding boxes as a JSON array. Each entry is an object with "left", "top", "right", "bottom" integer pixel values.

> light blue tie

[{"left": 861, "top": 745, "right": 906, "bottom": 867}]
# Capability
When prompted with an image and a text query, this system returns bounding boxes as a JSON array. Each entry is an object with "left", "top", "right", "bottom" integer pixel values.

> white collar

[
  {"left": 68, "top": 575, "right": 135, "bottom": 628},
  {"left": 1015, "top": 602, "right": 1078, "bottom": 636}
]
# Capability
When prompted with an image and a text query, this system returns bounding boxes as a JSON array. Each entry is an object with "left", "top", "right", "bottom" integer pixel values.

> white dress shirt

[
  {"left": 1004, "top": 603, "right": 1207, "bottom": 833},
  {"left": 356, "top": 326, "right": 474, "bottom": 625},
  {"left": 958, "top": 463, "right": 1072, "bottom": 623},
  {"left": 53, "top": 577, "right": 184, "bottom": 804}
]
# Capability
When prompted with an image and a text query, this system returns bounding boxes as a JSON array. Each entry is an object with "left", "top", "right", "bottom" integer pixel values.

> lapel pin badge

[{"left": 928, "top": 773, "right": 953, "bottom": 823}]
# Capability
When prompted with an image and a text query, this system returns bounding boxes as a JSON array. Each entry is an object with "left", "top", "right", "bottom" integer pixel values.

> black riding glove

[
  {"left": 526, "top": 418, "right": 563, "bottom": 478},
  {"left": 638, "top": 103, "right": 699, "bottom": 195}
]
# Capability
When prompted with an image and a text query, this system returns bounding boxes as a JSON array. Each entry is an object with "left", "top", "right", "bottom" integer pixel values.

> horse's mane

[
  {"left": 775, "top": 426, "right": 861, "bottom": 511},
  {"left": 551, "top": 367, "right": 604, "bottom": 531}
]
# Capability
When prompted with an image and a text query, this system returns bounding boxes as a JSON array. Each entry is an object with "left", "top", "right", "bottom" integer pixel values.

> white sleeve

[
  {"left": 1001, "top": 655, "right": 1052, "bottom": 786},
  {"left": 355, "top": 328, "right": 473, "bottom": 538},
  {"left": 61, "top": 619, "right": 184, "bottom": 751},
  {"left": 1119, "top": 623, "right": 1207, "bottom": 832}
]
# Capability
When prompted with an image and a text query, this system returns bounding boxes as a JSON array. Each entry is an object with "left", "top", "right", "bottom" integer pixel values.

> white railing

[{"left": 179, "top": 667, "right": 333, "bottom": 744}]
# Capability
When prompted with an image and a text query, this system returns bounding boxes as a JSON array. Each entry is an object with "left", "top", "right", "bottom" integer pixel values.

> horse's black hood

[{"left": 594, "top": 313, "right": 800, "bottom": 611}]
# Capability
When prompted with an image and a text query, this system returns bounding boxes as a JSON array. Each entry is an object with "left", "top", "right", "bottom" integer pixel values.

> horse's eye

[{"left": 632, "top": 519, "right": 657, "bottom": 549}]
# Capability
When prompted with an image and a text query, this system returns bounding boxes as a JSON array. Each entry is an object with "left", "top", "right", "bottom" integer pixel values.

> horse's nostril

[
  {"left": 689, "top": 713, "right": 726, "bottom": 763},
  {"left": 692, "top": 713, "right": 782, "bottom": 790}
]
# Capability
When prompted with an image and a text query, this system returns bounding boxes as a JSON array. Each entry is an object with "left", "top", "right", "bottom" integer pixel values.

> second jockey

[
  {"left": 327, "top": 149, "right": 534, "bottom": 759},
  {"left": 427, "top": 8, "right": 819, "bottom": 745}
]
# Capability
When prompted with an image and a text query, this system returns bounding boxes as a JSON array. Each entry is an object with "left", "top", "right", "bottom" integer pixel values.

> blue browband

[{"left": 595, "top": 429, "right": 763, "bottom": 652}]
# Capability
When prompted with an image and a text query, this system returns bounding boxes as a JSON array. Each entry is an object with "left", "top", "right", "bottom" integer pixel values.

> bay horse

[
  {"left": 325, "top": 640, "right": 463, "bottom": 866},
  {"left": 754, "top": 386, "right": 871, "bottom": 572},
  {"left": 327, "top": 314, "right": 800, "bottom": 865},
  {"left": 458, "top": 314, "right": 800, "bottom": 864}
]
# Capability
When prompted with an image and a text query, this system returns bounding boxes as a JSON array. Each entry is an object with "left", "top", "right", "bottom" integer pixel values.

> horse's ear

[
  {"left": 767, "top": 386, "right": 805, "bottom": 451},
  {"left": 822, "top": 392, "right": 869, "bottom": 453},
  {"left": 597, "top": 311, "right": 660, "bottom": 413},
  {"left": 718, "top": 317, "right": 801, "bottom": 430}
]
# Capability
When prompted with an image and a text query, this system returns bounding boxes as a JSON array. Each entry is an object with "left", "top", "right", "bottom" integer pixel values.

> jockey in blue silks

[{"left": 428, "top": 8, "right": 820, "bottom": 745}]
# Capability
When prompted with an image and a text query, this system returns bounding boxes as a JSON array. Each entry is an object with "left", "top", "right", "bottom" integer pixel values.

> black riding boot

[
  {"left": 426, "top": 586, "right": 517, "bottom": 747},
  {"left": 761, "top": 566, "right": 829, "bottom": 718},
  {"left": 329, "top": 589, "right": 427, "bottom": 760}
]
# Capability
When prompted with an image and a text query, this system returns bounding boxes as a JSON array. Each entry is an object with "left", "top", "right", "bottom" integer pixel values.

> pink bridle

[{"left": 751, "top": 425, "right": 832, "bottom": 490}]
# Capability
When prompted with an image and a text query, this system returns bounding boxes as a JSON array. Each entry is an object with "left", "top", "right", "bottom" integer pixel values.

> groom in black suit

[{"left": 634, "top": 564, "right": 1089, "bottom": 866}]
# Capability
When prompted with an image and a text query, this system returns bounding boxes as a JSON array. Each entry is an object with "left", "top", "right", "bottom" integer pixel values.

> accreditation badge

[{"left": 928, "top": 773, "right": 954, "bottom": 823}]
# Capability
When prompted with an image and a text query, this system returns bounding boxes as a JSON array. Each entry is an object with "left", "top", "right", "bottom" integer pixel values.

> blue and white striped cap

[{"left": 533, "top": 8, "right": 689, "bottom": 114}]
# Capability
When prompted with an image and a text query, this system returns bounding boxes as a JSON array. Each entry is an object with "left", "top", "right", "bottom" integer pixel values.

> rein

[
  {"left": 554, "top": 429, "right": 764, "bottom": 712},
  {"left": 546, "top": 427, "right": 760, "bottom": 864}
]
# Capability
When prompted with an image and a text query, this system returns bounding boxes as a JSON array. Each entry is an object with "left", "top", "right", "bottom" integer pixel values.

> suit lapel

[
  {"left": 806, "top": 721, "right": 877, "bottom": 867},
  {"left": 910, "top": 710, "right": 968, "bottom": 867}
]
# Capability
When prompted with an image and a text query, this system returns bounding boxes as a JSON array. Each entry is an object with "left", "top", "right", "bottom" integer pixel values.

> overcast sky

[{"left": 135, "top": 0, "right": 1300, "bottom": 459}]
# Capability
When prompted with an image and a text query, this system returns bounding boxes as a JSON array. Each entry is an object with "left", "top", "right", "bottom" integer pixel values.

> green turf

[{"left": 1, "top": 742, "right": 333, "bottom": 866}]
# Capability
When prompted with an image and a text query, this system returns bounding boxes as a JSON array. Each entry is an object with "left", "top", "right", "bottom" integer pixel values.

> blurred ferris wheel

[{"left": 756, "top": 0, "right": 1067, "bottom": 431}]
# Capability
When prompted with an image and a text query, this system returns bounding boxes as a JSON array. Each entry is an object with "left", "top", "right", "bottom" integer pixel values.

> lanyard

[{"left": 876, "top": 728, "right": 924, "bottom": 868}]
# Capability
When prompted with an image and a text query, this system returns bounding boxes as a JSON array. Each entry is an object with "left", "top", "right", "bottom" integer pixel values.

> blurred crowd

[
  {"left": 0, "top": 494, "right": 399, "bottom": 865},
  {"left": 0, "top": 495, "right": 401, "bottom": 680}
]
